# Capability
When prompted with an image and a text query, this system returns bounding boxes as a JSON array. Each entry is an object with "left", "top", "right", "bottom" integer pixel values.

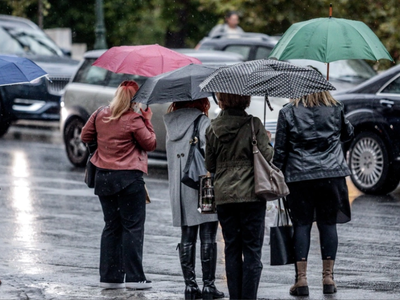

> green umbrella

[{"left": 269, "top": 17, "right": 393, "bottom": 79}]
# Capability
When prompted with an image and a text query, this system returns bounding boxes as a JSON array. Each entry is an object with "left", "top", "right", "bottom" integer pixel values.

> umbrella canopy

[
  {"left": 132, "top": 64, "right": 219, "bottom": 105},
  {"left": 92, "top": 44, "right": 202, "bottom": 77},
  {"left": 0, "top": 55, "right": 48, "bottom": 86},
  {"left": 268, "top": 17, "right": 393, "bottom": 63},
  {"left": 268, "top": 17, "right": 393, "bottom": 80},
  {"left": 199, "top": 59, "right": 336, "bottom": 100}
]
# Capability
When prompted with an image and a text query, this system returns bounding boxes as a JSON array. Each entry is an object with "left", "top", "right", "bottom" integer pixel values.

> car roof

[
  {"left": 335, "top": 63, "right": 400, "bottom": 95},
  {"left": 198, "top": 32, "right": 279, "bottom": 48},
  {"left": 0, "top": 14, "right": 40, "bottom": 30},
  {"left": 173, "top": 48, "right": 243, "bottom": 64}
]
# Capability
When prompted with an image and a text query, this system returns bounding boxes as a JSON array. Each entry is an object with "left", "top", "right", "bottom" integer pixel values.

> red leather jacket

[{"left": 81, "top": 106, "right": 156, "bottom": 174}]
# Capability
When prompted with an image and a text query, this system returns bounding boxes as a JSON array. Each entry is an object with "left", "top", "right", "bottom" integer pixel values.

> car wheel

[
  {"left": 348, "top": 131, "right": 400, "bottom": 195},
  {"left": 64, "top": 118, "right": 88, "bottom": 167}
]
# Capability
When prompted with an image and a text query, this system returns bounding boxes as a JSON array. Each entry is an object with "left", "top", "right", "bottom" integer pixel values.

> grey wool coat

[{"left": 164, "top": 108, "right": 218, "bottom": 227}]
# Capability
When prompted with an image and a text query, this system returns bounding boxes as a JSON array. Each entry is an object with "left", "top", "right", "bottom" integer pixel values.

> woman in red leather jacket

[{"left": 81, "top": 80, "right": 156, "bottom": 290}]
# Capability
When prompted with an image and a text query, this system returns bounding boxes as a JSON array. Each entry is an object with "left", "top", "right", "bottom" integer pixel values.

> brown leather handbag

[{"left": 251, "top": 117, "right": 290, "bottom": 201}]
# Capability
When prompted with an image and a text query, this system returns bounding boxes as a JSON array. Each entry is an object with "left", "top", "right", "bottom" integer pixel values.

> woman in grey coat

[{"left": 163, "top": 98, "right": 224, "bottom": 300}]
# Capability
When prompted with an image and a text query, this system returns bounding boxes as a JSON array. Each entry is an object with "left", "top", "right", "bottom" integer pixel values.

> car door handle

[{"left": 380, "top": 99, "right": 394, "bottom": 108}]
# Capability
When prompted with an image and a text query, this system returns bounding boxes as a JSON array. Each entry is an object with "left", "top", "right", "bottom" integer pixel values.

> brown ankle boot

[
  {"left": 290, "top": 261, "right": 309, "bottom": 296},
  {"left": 322, "top": 260, "right": 337, "bottom": 294}
]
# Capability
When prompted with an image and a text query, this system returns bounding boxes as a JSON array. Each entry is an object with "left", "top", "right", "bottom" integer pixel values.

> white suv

[{"left": 60, "top": 49, "right": 286, "bottom": 167}]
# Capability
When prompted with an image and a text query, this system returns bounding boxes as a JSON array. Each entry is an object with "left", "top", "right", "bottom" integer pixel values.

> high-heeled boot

[
  {"left": 323, "top": 259, "right": 337, "bottom": 294},
  {"left": 177, "top": 243, "right": 202, "bottom": 300},
  {"left": 290, "top": 261, "right": 309, "bottom": 296},
  {"left": 201, "top": 243, "right": 225, "bottom": 299}
]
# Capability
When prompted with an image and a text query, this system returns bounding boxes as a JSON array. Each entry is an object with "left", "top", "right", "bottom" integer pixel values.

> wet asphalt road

[{"left": 1, "top": 125, "right": 400, "bottom": 300}]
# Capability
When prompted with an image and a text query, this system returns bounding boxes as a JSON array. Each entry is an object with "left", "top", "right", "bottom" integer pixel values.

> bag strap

[
  {"left": 276, "top": 197, "right": 291, "bottom": 226},
  {"left": 190, "top": 114, "right": 205, "bottom": 157}
]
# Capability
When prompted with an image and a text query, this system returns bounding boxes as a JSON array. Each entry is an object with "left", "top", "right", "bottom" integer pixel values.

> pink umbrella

[{"left": 92, "top": 44, "right": 202, "bottom": 77}]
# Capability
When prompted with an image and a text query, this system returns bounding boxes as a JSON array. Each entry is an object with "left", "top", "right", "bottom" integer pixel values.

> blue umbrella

[{"left": 0, "top": 55, "right": 48, "bottom": 86}]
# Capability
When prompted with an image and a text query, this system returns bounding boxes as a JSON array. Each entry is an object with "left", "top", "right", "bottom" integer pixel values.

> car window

[
  {"left": 255, "top": 46, "right": 272, "bottom": 60},
  {"left": 288, "top": 59, "right": 376, "bottom": 82},
  {"left": 108, "top": 72, "right": 147, "bottom": 88},
  {"left": 381, "top": 76, "right": 400, "bottom": 94},
  {"left": 73, "top": 58, "right": 108, "bottom": 85},
  {"left": 224, "top": 45, "right": 251, "bottom": 60},
  {"left": 0, "top": 27, "right": 63, "bottom": 56}
]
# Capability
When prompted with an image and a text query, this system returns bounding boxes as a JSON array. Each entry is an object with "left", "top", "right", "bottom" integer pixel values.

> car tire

[
  {"left": 64, "top": 117, "right": 88, "bottom": 167},
  {"left": 348, "top": 131, "right": 400, "bottom": 195}
]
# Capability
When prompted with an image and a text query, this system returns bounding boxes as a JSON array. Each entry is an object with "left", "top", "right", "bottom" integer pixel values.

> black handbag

[
  {"left": 181, "top": 114, "right": 208, "bottom": 190},
  {"left": 84, "top": 107, "right": 104, "bottom": 188},
  {"left": 270, "top": 198, "right": 295, "bottom": 266}
]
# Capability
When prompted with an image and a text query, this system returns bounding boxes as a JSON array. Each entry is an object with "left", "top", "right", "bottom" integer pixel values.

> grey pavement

[{"left": 0, "top": 125, "right": 400, "bottom": 299}]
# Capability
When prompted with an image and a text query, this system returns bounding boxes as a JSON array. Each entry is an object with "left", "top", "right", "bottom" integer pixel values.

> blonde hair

[
  {"left": 217, "top": 92, "right": 251, "bottom": 110},
  {"left": 292, "top": 91, "right": 338, "bottom": 107},
  {"left": 104, "top": 80, "right": 140, "bottom": 122}
]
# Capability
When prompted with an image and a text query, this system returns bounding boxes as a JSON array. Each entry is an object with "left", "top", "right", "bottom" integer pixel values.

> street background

[{"left": 0, "top": 124, "right": 400, "bottom": 300}]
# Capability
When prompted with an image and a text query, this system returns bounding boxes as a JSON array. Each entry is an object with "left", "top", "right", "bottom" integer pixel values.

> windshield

[
  {"left": 288, "top": 59, "right": 376, "bottom": 82},
  {"left": 0, "top": 26, "right": 64, "bottom": 56}
]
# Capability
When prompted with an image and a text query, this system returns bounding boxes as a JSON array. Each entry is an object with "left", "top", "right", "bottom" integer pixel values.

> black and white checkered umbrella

[{"left": 199, "top": 59, "right": 336, "bottom": 99}]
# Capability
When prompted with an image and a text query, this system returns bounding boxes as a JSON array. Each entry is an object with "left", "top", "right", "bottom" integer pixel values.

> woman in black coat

[{"left": 273, "top": 91, "right": 354, "bottom": 296}]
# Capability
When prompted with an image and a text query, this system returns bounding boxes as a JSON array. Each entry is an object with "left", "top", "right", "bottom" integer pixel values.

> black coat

[{"left": 273, "top": 102, "right": 354, "bottom": 182}]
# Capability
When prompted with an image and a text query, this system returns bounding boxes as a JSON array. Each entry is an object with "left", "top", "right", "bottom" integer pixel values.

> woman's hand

[
  {"left": 266, "top": 130, "right": 272, "bottom": 140},
  {"left": 140, "top": 107, "right": 153, "bottom": 120}
]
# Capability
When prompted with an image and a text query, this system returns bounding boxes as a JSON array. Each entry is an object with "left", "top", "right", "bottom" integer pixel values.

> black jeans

[
  {"left": 217, "top": 201, "right": 266, "bottom": 300},
  {"left": 98, "top": 182, "right": 146, "bottom": 283}
]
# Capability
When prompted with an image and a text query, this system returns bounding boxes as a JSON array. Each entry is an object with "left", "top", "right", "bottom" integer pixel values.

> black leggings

[
  {"left": 181, "top": 221, "right": 218, "bottom": 244},
  {"left": 293, "top": 222, "right": 338, "bottom": 261}
]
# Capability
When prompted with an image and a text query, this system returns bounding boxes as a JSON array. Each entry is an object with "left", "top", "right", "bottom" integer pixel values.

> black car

[
  {"left": 334, "top": 64, "right": 400, "bottom": 195},
  {"left": 197, "top": 32, "right": 377, "bottom": 91},
  {"left": 0, "top": 15, "right": 79, "bottom": 137}
]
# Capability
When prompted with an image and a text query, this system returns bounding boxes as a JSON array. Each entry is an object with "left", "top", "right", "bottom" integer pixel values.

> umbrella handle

[{"left": 212, "top": 92, "right": 218, "bottom": 105}]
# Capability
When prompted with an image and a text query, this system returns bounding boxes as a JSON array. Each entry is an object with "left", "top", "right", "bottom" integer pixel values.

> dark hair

[
  {"left": 217, "top": 93, "right": 250, "bottom": 110},
  {"left": 167, "top": 98, "right": 210, "bottom": 117},
  {"left": 225, "top": 10, "right": 239, "bottom": 19}
]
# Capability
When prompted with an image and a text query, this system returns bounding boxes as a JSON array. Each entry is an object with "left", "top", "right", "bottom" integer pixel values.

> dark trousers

[
  {"left": 98, "top": 182, "right": 146, "bottom": 283},
  {"left": 217, "top": 201, "right": 266, "bottom": 300},
  {"left": 181, "top": 221, "right": 218, "bottom": 244}
]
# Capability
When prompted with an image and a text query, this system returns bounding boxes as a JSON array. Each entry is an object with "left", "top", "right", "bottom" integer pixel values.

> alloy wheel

[{"left": 350, "top": 136, "right": 384, "bottom": 188}]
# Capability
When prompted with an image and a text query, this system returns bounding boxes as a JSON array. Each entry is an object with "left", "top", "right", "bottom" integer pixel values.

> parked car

[
  {"left": 60, "top": 48, "right": 287, "bottom": 167},
  {"left": 334, "top": 64, "right": 400, "bottom": 195},
  {"left": 196, "top": 32, "right": 377, "bottom": 91},
  {"left": 0, "top": 14, "right": 79, "bottom": 137}
]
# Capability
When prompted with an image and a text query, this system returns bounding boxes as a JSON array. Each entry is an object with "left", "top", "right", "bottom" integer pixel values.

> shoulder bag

[
  {"left": 251, "top": 116, "right": 290, "bottom": 201},
  {"left": 84, "top": 107, "right": 104, "bottom": 188},
  {"left": 181, "top": 114, "right": 208, "bottom": 190},
  {"left": 270, "top": 197, "right": 295, "bottom": 265}
]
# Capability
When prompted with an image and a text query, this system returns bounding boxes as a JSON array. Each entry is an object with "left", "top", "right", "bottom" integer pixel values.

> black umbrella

[{"left": 132, "top": 64, "right": 219, "bottom": 105}]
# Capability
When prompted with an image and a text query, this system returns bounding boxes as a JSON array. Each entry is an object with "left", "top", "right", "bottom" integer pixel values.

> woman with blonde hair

[
  {"left": 81, "top": 80, "right": 156, "bottom": 290},
  {"left": 163, "top": 98, "right": 224, "bottom": 300},
  {"left": 273, "top": 91, "right": 354, "bottom": 296}
]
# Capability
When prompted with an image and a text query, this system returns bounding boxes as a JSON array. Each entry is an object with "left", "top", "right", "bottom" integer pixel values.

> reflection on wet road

[{"left": 1, "top": 125, "right": 400, "bottom": 299}]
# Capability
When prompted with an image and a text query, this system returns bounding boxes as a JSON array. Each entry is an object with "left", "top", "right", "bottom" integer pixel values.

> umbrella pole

[
  {"left": 327, "top": 63, "right": 330, "bottom": 81},
  {"left": 264, "top": 96, "right": 266, "bottom": 125}
]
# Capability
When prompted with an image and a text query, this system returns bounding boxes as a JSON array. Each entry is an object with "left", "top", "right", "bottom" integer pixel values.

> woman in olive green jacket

[{"left": 205, "top": 93, "right": 274, "bottom": 300}]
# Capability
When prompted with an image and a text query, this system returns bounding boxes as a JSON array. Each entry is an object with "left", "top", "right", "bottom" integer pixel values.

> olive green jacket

[{"left": 205, "top": 109, "right": 274, "bottom": 205}]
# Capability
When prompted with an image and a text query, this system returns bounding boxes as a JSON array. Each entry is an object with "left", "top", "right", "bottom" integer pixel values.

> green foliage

[{"left": 1, "top": 0, "right": 399, "bottom": 69}]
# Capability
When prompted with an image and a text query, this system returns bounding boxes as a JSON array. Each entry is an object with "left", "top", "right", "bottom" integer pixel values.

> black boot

[
  {"left": 178, "top": 243, "right": 202, "bottom": 300},
  {"left": 201, "top": 243, "right": 225, "bottom": 299}
]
